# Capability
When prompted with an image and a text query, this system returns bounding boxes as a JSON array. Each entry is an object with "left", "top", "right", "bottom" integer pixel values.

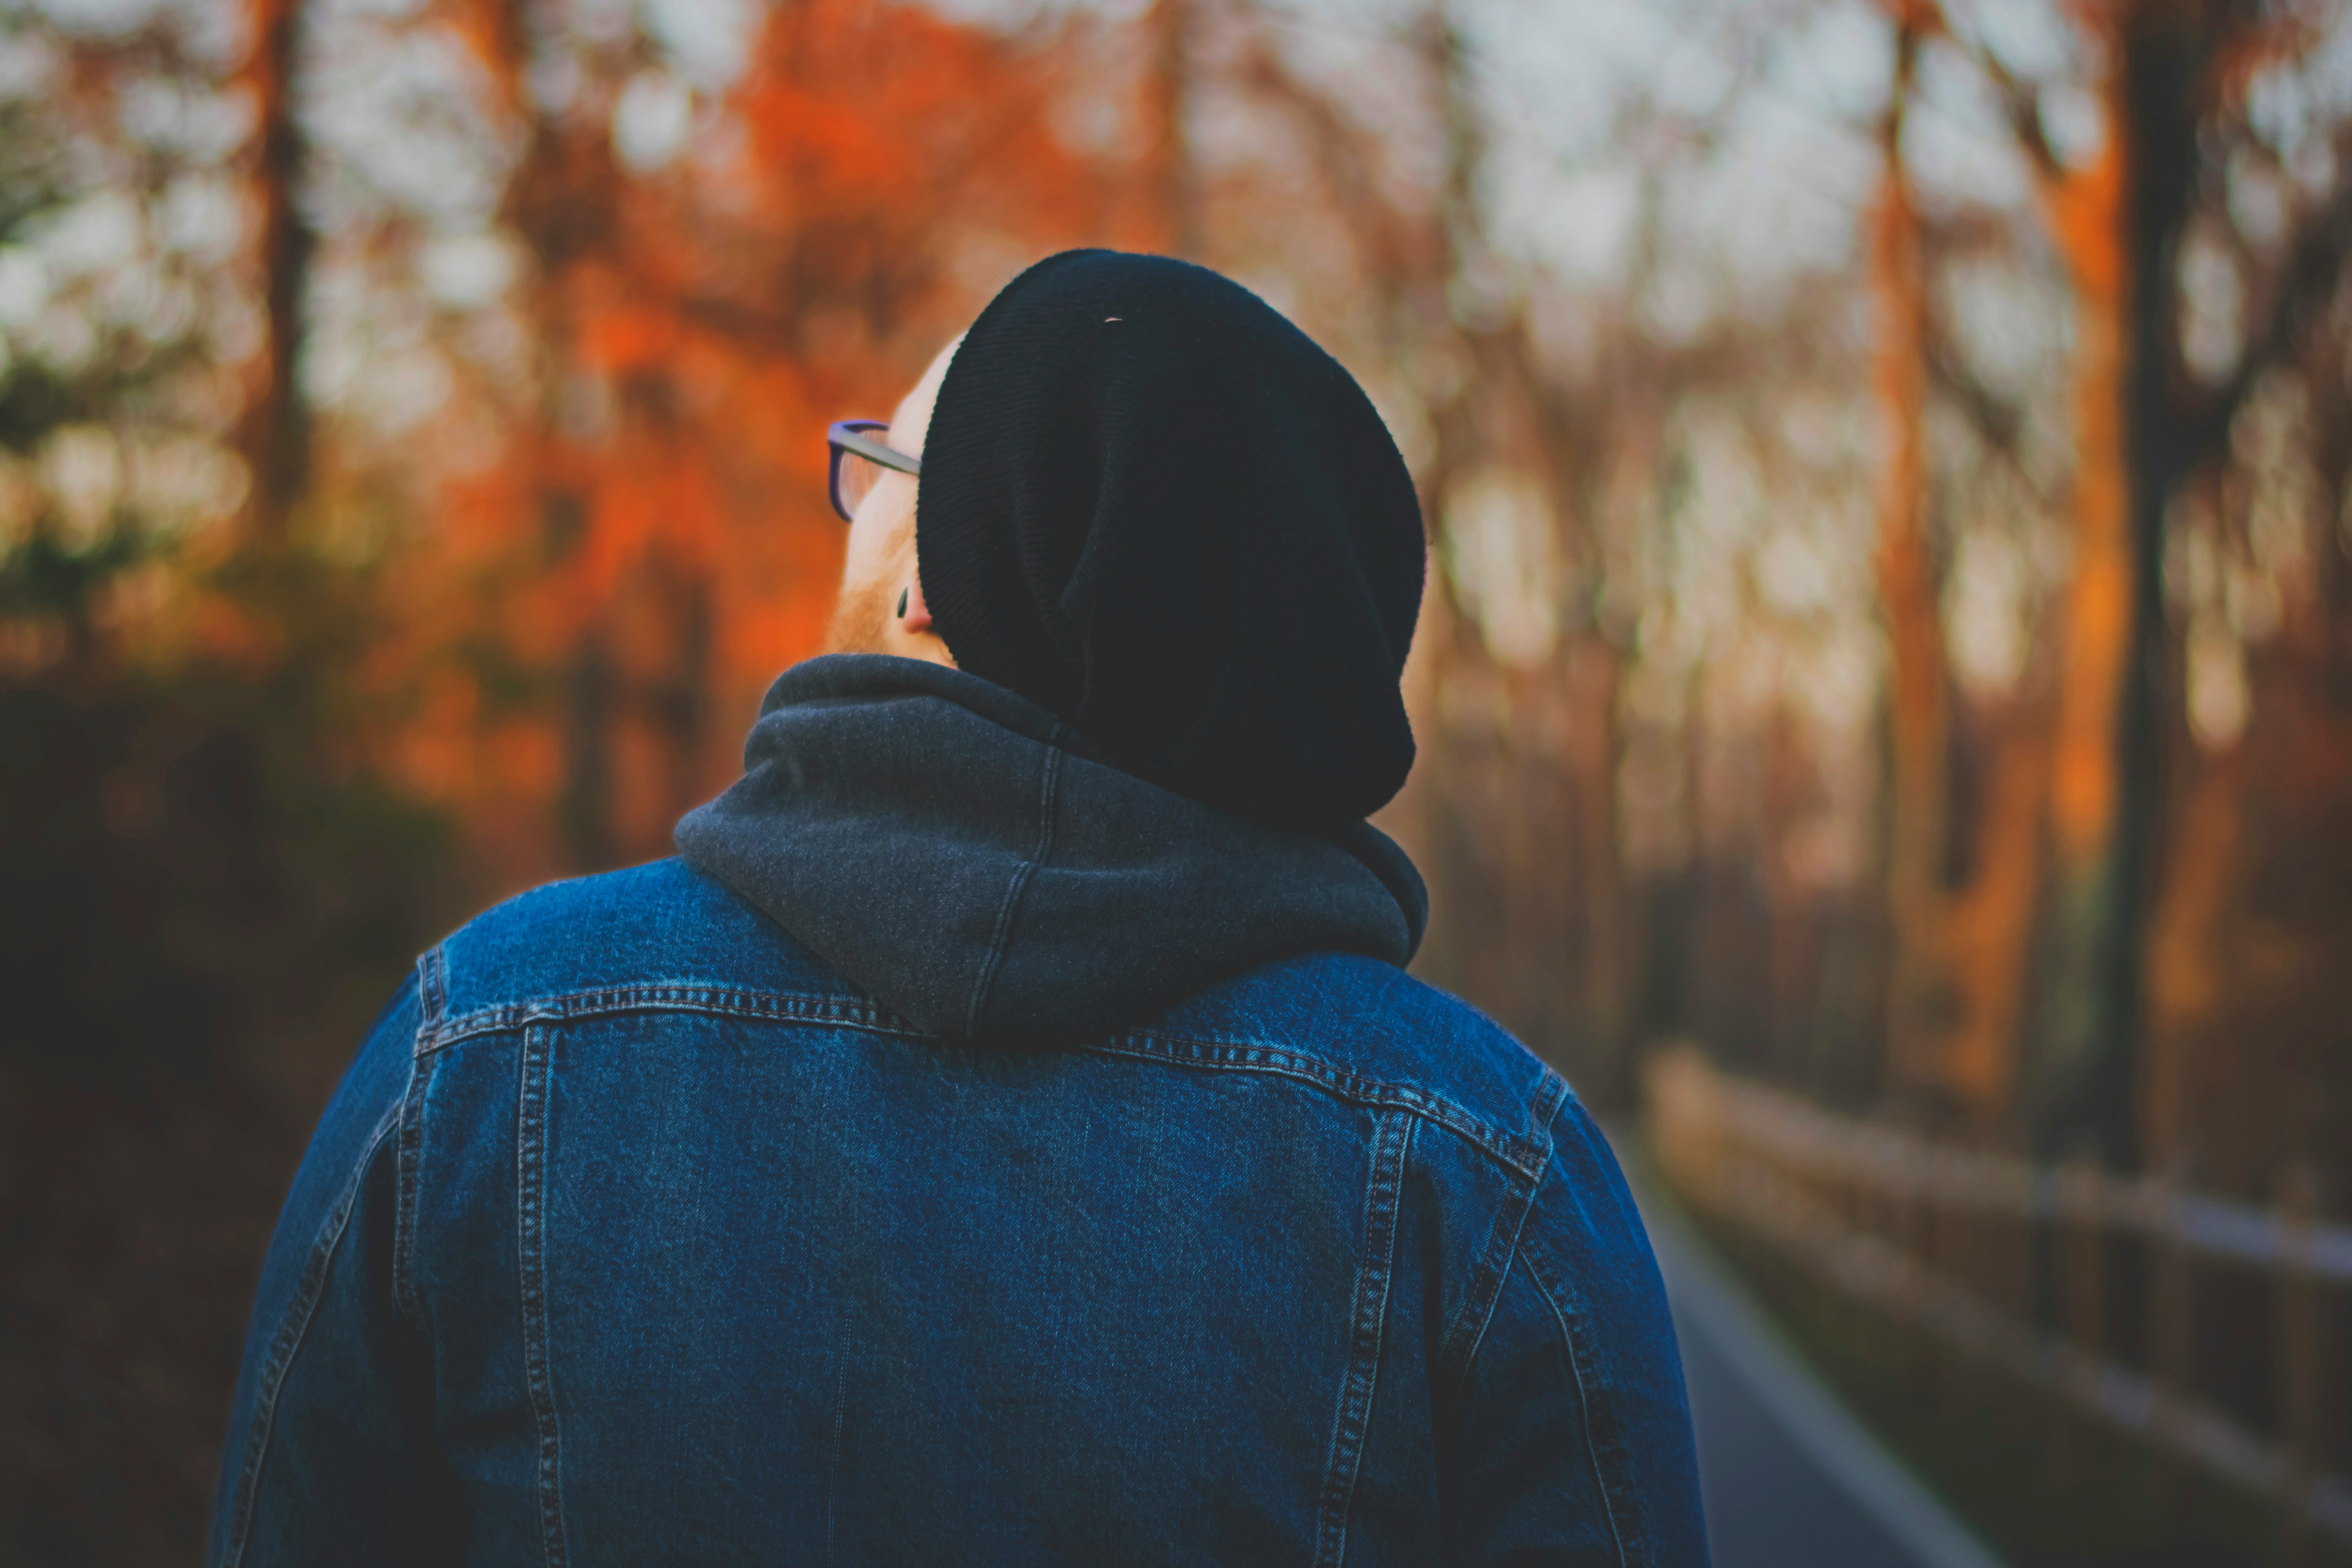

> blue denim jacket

[{"left": 212, "top": 659, "right": 1705, "bottom": 1566}]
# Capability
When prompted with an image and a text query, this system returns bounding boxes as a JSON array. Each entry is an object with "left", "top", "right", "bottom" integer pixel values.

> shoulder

[
  {"left": 1498, "top": 1091, "right": 1707, "bottom": 1561},
  {"left": 1135, "top": 951, "right": 1571, "bottom": 1178},
  {"left": 421, "top": 857, "right": 869, "bottom": 1044}
]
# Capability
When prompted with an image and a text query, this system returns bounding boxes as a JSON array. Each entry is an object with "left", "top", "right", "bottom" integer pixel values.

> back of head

[{"left": 916, "top": 250, "right": 1426, "bottom": 832}]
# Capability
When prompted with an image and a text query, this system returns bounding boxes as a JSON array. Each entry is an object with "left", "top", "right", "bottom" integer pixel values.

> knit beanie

[{"left": 915, "top": 250, "right": 1426, "bottom": 831}]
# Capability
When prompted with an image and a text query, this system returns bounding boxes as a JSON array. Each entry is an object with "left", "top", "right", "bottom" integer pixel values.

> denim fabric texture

[{"left": 210, "top": 656, "right": 1708, "bottom": 1567}]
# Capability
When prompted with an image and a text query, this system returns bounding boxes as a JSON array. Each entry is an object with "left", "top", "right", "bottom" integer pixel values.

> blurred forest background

[{"left": 0, "top": 0, "right": 2348, "bottom": 1559}]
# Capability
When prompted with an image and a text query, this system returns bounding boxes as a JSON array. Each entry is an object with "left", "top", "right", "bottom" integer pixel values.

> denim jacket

[{"left": 211, "top": 658, "right": 1706, "bottom": 1566}]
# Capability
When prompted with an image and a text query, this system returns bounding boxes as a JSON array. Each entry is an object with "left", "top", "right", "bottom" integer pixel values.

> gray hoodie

[{"left": 675, "top": 654, "right": 1425, "bottom": 1040}]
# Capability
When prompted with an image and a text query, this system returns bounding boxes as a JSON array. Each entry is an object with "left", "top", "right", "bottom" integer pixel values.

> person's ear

[{"left": 900, "top": 570, "right": 934, "bottom": 633}]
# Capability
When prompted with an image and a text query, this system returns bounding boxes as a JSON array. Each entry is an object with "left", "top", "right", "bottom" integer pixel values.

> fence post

[
  {"left": 1651, "top": 1056, "right": 2352, "bottom": 1559},
  {"left": 1926, "top": 1142, "right": 1965, "bottom": 1421},
  {"left": 2275, "top": 1158, "right": 2321, "bottom": 1566},
  {"left": 1999, "top": 1137, "right": 2039, "bottom": 1450},
  {"left": 2151, "top": 1155, "right": 2194, "bottom": 1527},
  {"left": 2057, "top": 1153, "right": 2105, "bottom": 1480}
]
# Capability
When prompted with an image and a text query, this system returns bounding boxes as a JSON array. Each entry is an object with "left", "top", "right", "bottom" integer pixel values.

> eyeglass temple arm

[{"left": 834, "top": 425, "right": 922, "bottom": 476}]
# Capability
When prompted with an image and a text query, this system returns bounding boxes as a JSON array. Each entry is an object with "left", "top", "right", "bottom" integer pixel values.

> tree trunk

[
  {"left": 2027, "top": 9, "right": 2203, "bottom": 1160},
  {"left": 655, "top": 560, "right": 714, "bottom": 850},
  {"left": 1144, "top": 0, "right": 1201, "bottom": 258},
  {"left": 559, "top": 627, "right": 618, "bottom": 869},
  {"left": 1572, "top": 636, "right": 1631, "bottom": 1105},
  {"left": 490, "top": 0, "right": 629, "bottom": 871},
  {"left": 1872, "top": 15, "right": 1958, "bottom": 1109},
  {"left": 238, "top": 0, "right": 313, "bottom": 543},
  {"left": 1939, "top": 710, "right": 2048, "bottom": 1119},
  {"left": 2140, "top": 740, "right": 2240, "bottom": 1165},
  {"left": 2027, "top": 92, "right": 2132, "bottom": 1153}
]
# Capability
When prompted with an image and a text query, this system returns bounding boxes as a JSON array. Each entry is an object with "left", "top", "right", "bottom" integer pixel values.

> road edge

[{"left": 1612, "top": 1132, "right": 2014, "bottom": 1568}]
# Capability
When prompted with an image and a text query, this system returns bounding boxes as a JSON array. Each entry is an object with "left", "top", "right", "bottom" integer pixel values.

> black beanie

[{"left": 916, "top": 250, "right": 1426, "bottom": 831}]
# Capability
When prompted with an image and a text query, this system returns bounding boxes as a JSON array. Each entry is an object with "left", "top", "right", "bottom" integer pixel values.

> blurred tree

[
  {"left": 235, "top": 0, "right": 312, "bottom": 544},
  {"left": 405, "top": 0, "right": 1109, "bottom": 875},
  {"left": 1963, "top": 0, "right": 2349, "bottom": 1159},
  {"left": 1866, "top": 0, "right": 2352, "bottom": 1163},
  {"left": 1144, "top": 0, "right": 1202, "bottom": 256},
  {"left": 0, "top": 4, "right": 445, "bottom": 1084},
  {"left": 1873, "top": 5, "right": 1955, "bottom": 1111},
  {"left": 0, "top": 14, "right": 450, "bottom": 1555},
  {"left": 1877, "top": 6, "right": 2050, "bottom": 1135}
]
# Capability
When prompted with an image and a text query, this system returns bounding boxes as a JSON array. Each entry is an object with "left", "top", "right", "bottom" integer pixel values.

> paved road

[{"left": 1631, "top": 1191, "right": 2010, "bottom": 1568}]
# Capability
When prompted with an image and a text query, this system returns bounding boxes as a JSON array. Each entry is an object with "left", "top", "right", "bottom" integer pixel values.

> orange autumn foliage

[
  {"left": 383, "top": 0, "right": 1113, "bottom": 884},
  {"left": 2040, "top": 121, "right": 2131, "bottom": 866}
]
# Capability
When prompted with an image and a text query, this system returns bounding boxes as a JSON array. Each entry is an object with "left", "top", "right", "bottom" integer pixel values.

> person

[{"left": 209, "top": 250, "right": 1707, "bottom": 1567}]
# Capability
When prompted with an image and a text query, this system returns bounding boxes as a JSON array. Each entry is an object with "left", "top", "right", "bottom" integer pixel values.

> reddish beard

[{"left": 821, "top": 573, "right": 897, "bottom": 655}]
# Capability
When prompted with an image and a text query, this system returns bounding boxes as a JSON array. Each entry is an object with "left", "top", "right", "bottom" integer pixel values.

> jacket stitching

[
  {"left": 417, "top": 942, "right": 448, "bottom": 1033},
  {"left": 1096, "top": 1034, "right": 1548, "bottom": 1181},
  {"left": 420, "top": 985, "right": 919, "bottom": 1054},
  {"left": 221, "top": 1105, "right": 400, "bottom": 1568},
  {"left": 1312, "top": 1111, "right": 1413, "bottom": 1568},
  {"left": 1527, "top": 1065, "right": 1571, "bottom": 1144},
  {"left": 1430, "top": 1067, "right": 1562, "bottom": 1457},
  {"left": 1433, "top": 1145, "right": 1550, "bottom": 1441},
  {"left": 823, "top": 1341, "right": 851, "bottom": 1567},
  {"left": 965, "top": 741, "right": 1063, "bottom": 1036},
  {"left": 517, "top": 1024, "right": 570, "bottom": 1568},
  {"left": 417, "top": 984, "right": 1547, "bottom": 1181},
  {"left": 1524, "top": 1244, "right": 1639, "bottom": 1568},
  {"left": 391, "top": 1052, "right": 435, "bottom": 1330},
  {"left": 1439, "top": 1076, "right": 1572, "bottom": 1450},
  {"left": 392, "top": 949, "right": 445, "bottom": 1330}
]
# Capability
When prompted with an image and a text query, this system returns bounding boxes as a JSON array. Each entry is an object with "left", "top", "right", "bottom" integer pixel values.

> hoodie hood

[{"left": 675, "top": 655, "right": 1426, "bottom": 1040}]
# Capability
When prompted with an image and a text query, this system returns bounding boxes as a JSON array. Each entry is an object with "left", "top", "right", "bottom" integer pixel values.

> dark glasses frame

[{"left": 827, "top": 419, "right": 922, "bottom": 522}]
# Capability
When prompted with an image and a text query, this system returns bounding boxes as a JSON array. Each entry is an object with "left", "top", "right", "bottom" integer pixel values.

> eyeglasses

[{"left": 827, "top": 420, "right": 922, "bottom": 523}]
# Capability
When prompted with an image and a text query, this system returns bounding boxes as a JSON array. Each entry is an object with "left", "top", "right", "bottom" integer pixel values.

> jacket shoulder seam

[
  {"left": 1436, "top": 1140, "right": 1552, "bottom": 1424},
  {"left": 1437, "top": 1069, "right": 1569, "bottom": 1448},
  {"left": 1521, "top": 1243, "right": 1635, "bottom": 1568},
  {"left": 220, "top": 1104, "right": 401, "bottom": 1568},
  {"left": 1524, "top": 1231, "right": 1650, "bottom": 1568},
  {"left": 392, "top": 947, "right": 446, "bottom": 1327}
]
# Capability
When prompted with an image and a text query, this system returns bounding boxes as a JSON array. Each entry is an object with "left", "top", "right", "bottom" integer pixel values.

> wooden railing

[{"left": 1646, "top": 1046, "right": 2352, "bottom": 1554}]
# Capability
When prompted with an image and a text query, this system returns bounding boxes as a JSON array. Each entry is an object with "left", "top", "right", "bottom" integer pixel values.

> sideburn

[{"left": 822, "top": 575, "right": 897, "bottom": 656}]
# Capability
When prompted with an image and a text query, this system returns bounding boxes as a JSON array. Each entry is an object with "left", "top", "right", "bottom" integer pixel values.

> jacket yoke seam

[
  {"left": 413, "top": 983, "right": 1557, "bottom": 1188},
  {"left": 1099, "top": 1031, "right": 1554, "bottom": 1181},
  {"left": 418, "top": 984, "right": 918, "bottom": 1055},
  {"left": 221, "top": 1104, "right": 401, "bottom": 1568}
]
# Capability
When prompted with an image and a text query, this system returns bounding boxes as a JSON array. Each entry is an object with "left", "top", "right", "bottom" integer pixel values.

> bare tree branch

[
  {"left": 1925, "top": 4, "right": 2065, "bottom": 185},
  {"left": 2181, "top": 138, "right": 2352, "bottom": 457}
]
